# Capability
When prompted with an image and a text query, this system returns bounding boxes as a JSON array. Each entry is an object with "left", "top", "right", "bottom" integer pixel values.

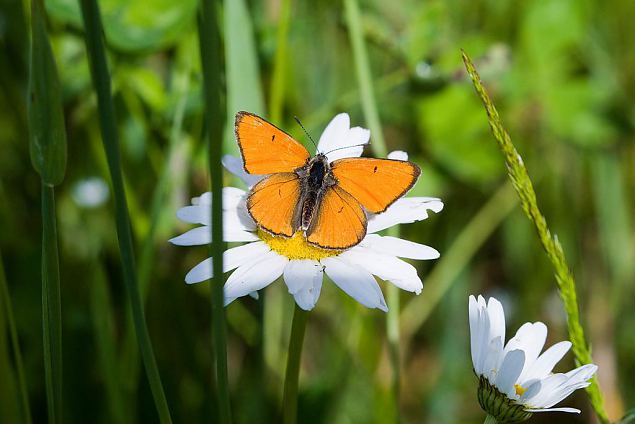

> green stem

[
  {"left": 282, "top": 304, "right": 309, "bottom": 424},
  {"left": 198, "top": 0, "right": 231, "bottom": 422},
  {"left": 269, "top": 0, "right": 292, "bottom": 124},
  {"left": 90, "top": 261, "right": 126, "bottom": 424},
  {"left": 344, "top": 0, "right": 400, "bottom": 417},
  {"left": 78, "top": 0, "right": 172, "bottom": 421},
  {"left": 462, "top": 51, "right": 609, "bottom": 423},
  {"left": 120, "top": 49, "right": 193, "bottom": 415},
  {"left": 41, "top": 185, "right": 62, "bottom": 424},
  {"left": 483, "top": 414, "right": 497, "bottom": 424},
  {"left": 0, "top": 250, "right": 32, "bottom": 424},
  {"left": 343, "top": 0, "right": 387, "bottom": 157}
]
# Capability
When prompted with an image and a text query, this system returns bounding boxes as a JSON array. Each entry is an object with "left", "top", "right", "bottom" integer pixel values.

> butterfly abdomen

[{"left": 295, "top": 155, "right": 334, "bottom": 231}]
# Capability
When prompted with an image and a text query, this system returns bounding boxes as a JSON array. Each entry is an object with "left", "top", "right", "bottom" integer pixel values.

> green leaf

[
  {"left": 224, "top": 0, "right": 265, "bottom": 154},
  {"left": 28, "top": 0, "right": 67, "bottom": 186}
]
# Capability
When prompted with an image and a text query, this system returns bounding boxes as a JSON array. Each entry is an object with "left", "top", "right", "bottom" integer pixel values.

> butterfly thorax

[{"left": 294, "top": 154, "right": 336, "bottom": 232}]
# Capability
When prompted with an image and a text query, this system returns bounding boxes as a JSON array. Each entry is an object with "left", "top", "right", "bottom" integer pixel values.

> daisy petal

[
  {"left": 523, "top": 373, "right": 568, "bottom": 405},
  {"left": 195, "top": 187, "right": 246, "bottom": 208},
  {"left": 469, "top": 295, "right": 480, "bottom": 371},
  {"left": 169, "top": 225, "right": 258, "bottom": 245},
  {"left": 495, "top": 349, "right": 525, "bottom": 395},
  {"left": 504, "top": 322, "right": 547, "bottom": 379},
  {"left": 316, "top": 113, "right": 370, "bottom": 162},
  {"left": 340, "top": 248, "right": 422, "bottom": 294},
  {"left": 176, "top": 206, "right": 210, "bottom": 225},
  {"left": 284, "top": 260, "right": 324, "bottom": 311},
  {"left": 293, "top": 276, "right": 323, "bottom": 311},
  {"left": 322, "top": 256, "right": 387, "bottom": 312},
  {"left": 169, "top": 226, "right": 211, "bottom": 246},
  {"left": 387, "top": 150, "right": 408, "bottom": 161},
  {"left": 222, "top": 154, "right": 265, "bottom": 188},
  {"left": 224, "top": 251, "right": 287, "bottom": 303},
  {"left": 183, "top": 242, "right": 270, "bottom": 284},
  {"left": 360, "top": 234, "right": 439, "bottom": 260},
  {"left": 367, "top": 197, "right": 444, "bottom": 233},
  {"left": 526, "top": 407, "right": 580, "bottom": 414},
  {"left": 520, "top": 341, "right": 571, "bottom": 383},
  {"left": 486, "top": 297, "right": 506, "bottom": 355}
]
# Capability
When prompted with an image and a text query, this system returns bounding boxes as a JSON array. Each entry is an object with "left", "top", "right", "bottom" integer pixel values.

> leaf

[{"left": 28, "top": 0, "right": 67, "bottom": 186}]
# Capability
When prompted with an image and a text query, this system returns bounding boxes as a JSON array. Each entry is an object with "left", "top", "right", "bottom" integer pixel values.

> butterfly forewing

[
  {"left": 306, "top": 186, "right": 367, "bottom": 249},
  {"left": 235, "top": 111, "right": 310, "bottom": 174},
  {"left": 247, "top": 173, "right": 301, "bottom": 237},
  {"left": 330, "top": 158, "right": 420, "bottom": 213}
]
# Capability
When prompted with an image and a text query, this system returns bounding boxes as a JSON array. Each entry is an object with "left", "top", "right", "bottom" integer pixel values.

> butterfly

[{"left": 235, "top": 111, "right": 421, "bottom": 250}]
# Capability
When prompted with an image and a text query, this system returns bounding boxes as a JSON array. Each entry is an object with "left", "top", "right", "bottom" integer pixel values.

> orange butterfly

[{"left": 235, "top": 111, "right": 420, "bottom": 250}]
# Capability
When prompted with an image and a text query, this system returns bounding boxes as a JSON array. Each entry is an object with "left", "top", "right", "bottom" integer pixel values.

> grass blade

[
  {"left": 41, "top": 186, "right": 63, "bottom": 424},
  {"left": 78, "top": 0, "right": 172, "bottom": 421},
  {"left": 282, "top": 304, "right": 309, "bottom": 424},
  {"left": 269, "top": 0, "right": 292, "bottom": 124},
  {"left": 462, "top": 50, "right": 609, "bottom": 423},
  {"left": 224, "top": 0, "right": 265, "bottom": 153},
  {"left": 0, "top": 250, "right": 32, "bottom": 424},
  {"left": 27, "top": 0, "right": 67, "bottom": 421},
  {"left": 27, "top": 0, "right": 67, "bottom": 186},
  {"left": 198, "top": 0, "right": 231, "bottom": 421},
  {"left": 90, "top": 262, "right": 126, "bottom": 423}
]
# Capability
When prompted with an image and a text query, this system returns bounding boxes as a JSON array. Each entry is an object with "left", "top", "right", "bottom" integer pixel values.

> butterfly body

[
  {"left": 294, "top": 154, "right": 336, "bottom": 232},
  {"left": 236, "top": 111, "right": 420, "bottom": 250}
]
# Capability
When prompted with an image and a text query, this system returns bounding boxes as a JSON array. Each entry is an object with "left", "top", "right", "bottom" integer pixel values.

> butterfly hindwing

[
  {"left": 306, "top": 185, "right": 367, "bottom": 250},
  {"left": 330, "top": 158, "right": 420, "bottom": 213},
  {"left": 235, "top": 111, "right": 310, "bottom": 174},
  {"left": 247, "top": 173, "right": 301, "bottom": 237}
]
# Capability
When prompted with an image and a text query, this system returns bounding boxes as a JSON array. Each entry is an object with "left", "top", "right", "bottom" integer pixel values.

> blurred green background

[{"left": 1, "top": 0, "right": 634, "bottom": 422}]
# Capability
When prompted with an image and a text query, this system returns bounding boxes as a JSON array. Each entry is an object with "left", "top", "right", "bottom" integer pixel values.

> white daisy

[
  {"left": 469, "top": 295, "right": 598, "bottom": 423},
  {"left": 169, "top": 113, "right": 443, "bottom": 311}
]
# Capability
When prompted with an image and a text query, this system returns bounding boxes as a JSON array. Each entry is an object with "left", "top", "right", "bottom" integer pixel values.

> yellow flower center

[
  {"left": 514, "top": 384, "right": 526, "bottom": 396},
  {"left": 257, "top": 229, "right": 342, "bottom": 260}
]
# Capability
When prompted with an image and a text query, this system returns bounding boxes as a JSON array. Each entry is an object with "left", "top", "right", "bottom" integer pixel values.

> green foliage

[
  {"left": 28, "top": 0, "right": 67, "bottom": 186},
  {"left": 47, "top": 0, "right": 198, "bottom": 51}
]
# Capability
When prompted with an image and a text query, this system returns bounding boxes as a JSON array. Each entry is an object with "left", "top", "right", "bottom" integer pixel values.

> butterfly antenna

[
  {"left": 323, "top": 142, "right": 370, "bottom": 156},
  {"left": 294, "top": 116, "right": 318, "bottom": 150}
]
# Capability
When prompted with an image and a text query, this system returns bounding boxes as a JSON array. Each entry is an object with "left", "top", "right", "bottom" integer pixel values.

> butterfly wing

[
  {"left": 306, "top": 185, "right": 367, "bottom": 249},
  {"left": 247, "top": 173, "right": 301, "bottom": 237},
  {"left": 235, "top": 111, "right": 310, "bottom": 174},
  {"left": 330, "top": 158, "right": 420, "bottom": 213}
]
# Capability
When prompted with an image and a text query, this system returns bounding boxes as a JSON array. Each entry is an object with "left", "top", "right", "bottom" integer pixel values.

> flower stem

[
  {"left": 41, "top": 185, "right": 62, "bottom": 424},
  {"left": 282, "top": 304, "right": 309, "bottom": 424},
  {"left": 343, "top": 0, "right": 387, "bottom": 157},
  {"left": 268, "top": 0, "right": 292, "bottom": 124},
  {"left": 344, "top": 0, "right": 400, "bottom": 417},
  {"left": 0, "top": 250, "right": 33, "bottom": 424},
  {"left": 198, "top": 0, "right": 231, "bottom": 422},
  {"left": 78, "top": 0, "right": 172, "bottom": 421},
  {"left": 462, "top": 51, "right": 609, "bottom": 423},
  {"left": 483, "top": 414, "right": 497, "bottom": 424}
]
